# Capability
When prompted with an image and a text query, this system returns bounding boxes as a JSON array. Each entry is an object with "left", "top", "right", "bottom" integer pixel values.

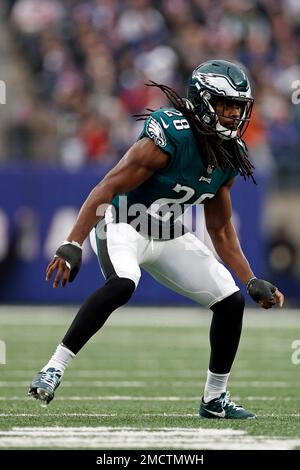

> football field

[{"left": 0, "top": 306, "right": 299, "bottom": 450}]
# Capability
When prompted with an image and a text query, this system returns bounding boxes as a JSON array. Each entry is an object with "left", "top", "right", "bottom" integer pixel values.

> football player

[{"left": 28, "top": 60, "right": 284, "bottom": 418}]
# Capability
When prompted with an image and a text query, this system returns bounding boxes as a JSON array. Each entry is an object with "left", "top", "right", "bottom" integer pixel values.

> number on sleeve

[{"left": 173, "top": 119, "right": 190, "bottom": 130}]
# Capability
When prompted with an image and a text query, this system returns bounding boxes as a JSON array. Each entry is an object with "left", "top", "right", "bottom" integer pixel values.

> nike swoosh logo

[
  {"left": 160, "top": 118, "right": 169, "bottom": 128},
  {"left": 205, "top": 409, "right": 226, "bottom": 418}
]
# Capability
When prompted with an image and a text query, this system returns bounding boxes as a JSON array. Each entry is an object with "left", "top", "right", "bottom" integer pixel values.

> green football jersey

[{"left": 112, "top": 108, "right": 238, "bottom": 239}]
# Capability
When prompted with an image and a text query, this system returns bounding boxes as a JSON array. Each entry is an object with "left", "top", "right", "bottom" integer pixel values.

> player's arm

[
  {"left": 67, "top": 138, "right": 167, "bottom": 243},
  {"left": 47, "top": 138, "right": 168, "bottom": 288},
  {"left": 204, "top": 179, "right": 284, "bottom": 309}
]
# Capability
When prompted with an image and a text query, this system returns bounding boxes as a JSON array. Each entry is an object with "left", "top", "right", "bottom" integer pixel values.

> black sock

[
  {"left": 209, "top": 291, "right": 245, "bottom": 373},
  {"left": 62, "top": 277, "right": 135, "bottom": 354}
]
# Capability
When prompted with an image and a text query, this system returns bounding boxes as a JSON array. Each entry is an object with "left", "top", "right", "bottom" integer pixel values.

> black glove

[
  {"left": 247, "top": 277, "right": 277, "bottom": 304},
  {"left": 55, "top": 241, "right": 82, "bottom": 282}
]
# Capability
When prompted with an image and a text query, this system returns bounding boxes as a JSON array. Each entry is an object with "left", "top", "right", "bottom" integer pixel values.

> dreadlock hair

[{"left": 136, "top": 81, "right": 255, "bottom": 183}]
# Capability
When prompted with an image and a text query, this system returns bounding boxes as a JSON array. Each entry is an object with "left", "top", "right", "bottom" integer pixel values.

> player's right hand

[{"left": 46, "top": 241, "right": 82, "bottom": 288}]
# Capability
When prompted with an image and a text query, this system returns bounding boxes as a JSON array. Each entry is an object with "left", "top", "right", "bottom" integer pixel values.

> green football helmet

[{"left": 187, "top": 59, "right": 253, "bottom": 140}]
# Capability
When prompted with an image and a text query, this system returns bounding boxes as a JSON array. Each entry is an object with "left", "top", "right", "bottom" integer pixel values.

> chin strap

[{"left": 215, "top": 121, "right": 238, "bottom": 140}]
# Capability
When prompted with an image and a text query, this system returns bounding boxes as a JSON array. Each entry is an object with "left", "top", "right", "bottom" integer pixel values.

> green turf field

[{"left": 0, "top": 306, "right": 299, "bottom": 449}]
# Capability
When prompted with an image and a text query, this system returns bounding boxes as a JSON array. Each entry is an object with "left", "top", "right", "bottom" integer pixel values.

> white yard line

[
  {"left": 0, "top": 380, "right": 296, "bottom": 388},
  {"left": 2, "top": 412, "right": 300, "bottom": 418},
  {"left": 0, "top": 427, "right": 299, "bottom": 450},
  {"left": 1, "top": 396, "right": 197, "bottom": 401},
  {"left": 0, "top": 395, "right": 299, "bottom": 401}
]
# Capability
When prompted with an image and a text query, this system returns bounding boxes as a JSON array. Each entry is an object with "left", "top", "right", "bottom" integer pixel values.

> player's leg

[
  {"left": 61, "top": 220, "right": 142, "bottom": 354},
  {"left": 143, "top": 232, "right": 255, "bottom": 419},
  {"left": 199, "top": 291, "right": 255, "bottom": 419},
  {"left": 28, "top": 219, "right": 143, "bottom": 404}
]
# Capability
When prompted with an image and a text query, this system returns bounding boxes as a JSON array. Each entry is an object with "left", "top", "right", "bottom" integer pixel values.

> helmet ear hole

[
  {"left": 202, "top": 91, "right": 211, "bottom": 101},
  {"left": 203, "top": 115, "right": 211, "bottom": 124}
]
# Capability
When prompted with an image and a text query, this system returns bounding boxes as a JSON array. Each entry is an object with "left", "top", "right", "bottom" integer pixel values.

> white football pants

[{"left": 89, "top": 213, "right": 239, "bottom": 309}]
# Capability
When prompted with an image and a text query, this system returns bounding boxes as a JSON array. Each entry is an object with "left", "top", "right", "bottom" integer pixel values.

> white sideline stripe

[
  {"left": 1, "top": 395, "right": 299, "bottom": 401},
  {"left": 0, "top": 427, "right": 299, "bottom": 450},
  {"left": 0, "top": 380, "right": 296, "bottom": 388}
]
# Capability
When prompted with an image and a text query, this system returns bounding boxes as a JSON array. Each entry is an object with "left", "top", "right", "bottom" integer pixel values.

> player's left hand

[{"left": 247, "top": 277, "right": 284, "bottom": 309}]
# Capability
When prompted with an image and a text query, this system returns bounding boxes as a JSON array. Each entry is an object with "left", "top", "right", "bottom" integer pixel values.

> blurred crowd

[{"left": 3, "top": 0, "right": 300, "bottom": 177}]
